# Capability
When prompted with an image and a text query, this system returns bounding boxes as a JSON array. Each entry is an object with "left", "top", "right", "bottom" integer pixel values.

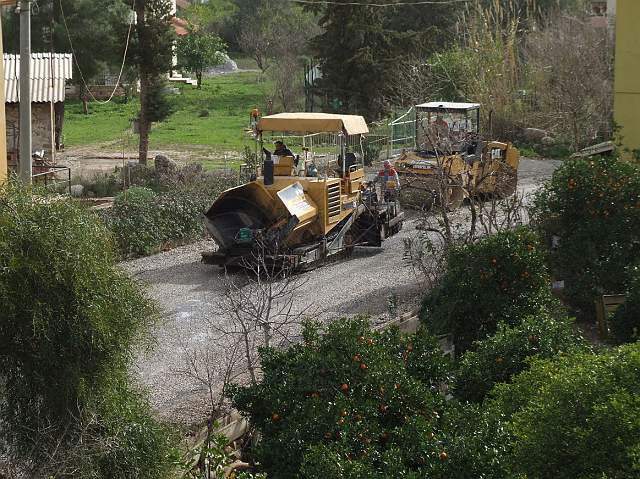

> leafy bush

[
  {"left": 105, "top": 177, "right": 228, "bottom": 257},
  {"left": 421, "top": 227, "right": 555, "bottom": 353},
  {"left": 106, "top": 187, "right": 165, "bottom": 256},
  {"left": 610, "top": 267, "right": 640, "bottom": 344},
  {"left": 489, "top": 344, "right": 640, "bottom": 478},
  {"left": 433, "top": 401, "right": 511, "bottom": 479},
  {"left": 362, "top": 137, "right": 383, "bottom": 166},
  {"left": 72, "top": 170, "right": 123, "bottom": 197},
  {"left": 455, "top": 313, "right": 586, "bottom": 403},
  {"left": 0, "top": 182, "right": 175, "bottom": 477},
  {"left": 515, "top": 140, "right": 574, "bottom": 161},
  {"left": 102, "top": 164, "right": 236, "bottom": 257},
  {"left": 229, "top": 318, "right": 453, "bottom": 478},
  {"left": 531, "top": 156, "right": 640, "bottom": 317}
]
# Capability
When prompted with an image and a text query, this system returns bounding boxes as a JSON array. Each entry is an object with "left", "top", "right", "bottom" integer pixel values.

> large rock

[
  {"left": 522, "top": 128, "right": 548, "bottom": 143},
  {"left": 154, "top": 154, "right": 177, "bottom": 174},
  {"left": 541, "top": 136, "right": 556, "bottom": 146},
  {"left": 205, "top": 53, "right": 239, "bottom": 76},
  {"left": 70, "top": 184, "right": 84, "bottom": 197}
]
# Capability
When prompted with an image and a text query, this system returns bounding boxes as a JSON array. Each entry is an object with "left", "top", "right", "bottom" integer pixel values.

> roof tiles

[{"left": 4, "top": 53, "right": 73, "bottom": 103}]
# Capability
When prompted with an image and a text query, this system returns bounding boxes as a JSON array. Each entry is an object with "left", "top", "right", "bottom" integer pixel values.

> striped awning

[{"left": 4, "top": 53, "right": 73, "bottom": 103}]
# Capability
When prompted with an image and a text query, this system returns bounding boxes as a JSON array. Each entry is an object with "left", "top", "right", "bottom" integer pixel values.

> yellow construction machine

[
  {"left": 394, "top": 102, "right": 520, "bottom": 209},
  {"left": 202, "top": 113, "right": 404, "bottom": 270}
]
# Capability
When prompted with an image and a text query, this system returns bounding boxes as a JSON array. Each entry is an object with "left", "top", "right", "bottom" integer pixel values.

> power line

[
  {"left": 290, "top": 0, "right": 468, "bottom": 6},
  {"left": 58, "top": 0, "right": 134, "bottom": 104}
]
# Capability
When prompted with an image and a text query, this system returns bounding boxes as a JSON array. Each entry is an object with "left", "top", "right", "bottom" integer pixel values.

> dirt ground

[
  {"left": 57, "top": 142, "right": 243, "bottom": 178},
  {"left": 122, "top": 157, "right": 561, "bottom": 426}
]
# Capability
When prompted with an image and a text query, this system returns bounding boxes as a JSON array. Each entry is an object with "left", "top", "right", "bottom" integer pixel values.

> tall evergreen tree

[
  {"left": 130, "top": 0, "right": 175, "bottom": 164},
  {"left": 307, "top": 0, "right": 455, "bottom": 120},
  {"left": 1, "top": 0, "right": 130, "bottom": 84}
]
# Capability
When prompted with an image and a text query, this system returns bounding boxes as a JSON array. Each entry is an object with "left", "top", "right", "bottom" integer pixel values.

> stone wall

[{"left": 5, "top": 102, "right": 53, "bottom": 156}]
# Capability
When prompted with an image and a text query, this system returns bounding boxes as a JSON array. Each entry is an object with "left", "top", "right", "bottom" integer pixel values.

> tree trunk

[{"left": 196, "top": 71, "right": 202, "bottom": 89}]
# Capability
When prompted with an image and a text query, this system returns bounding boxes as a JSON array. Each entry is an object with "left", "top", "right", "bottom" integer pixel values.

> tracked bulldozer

[
  {"left": 394, "top": 102, "right": 520, "bottom": 209},
  {"left": 202, "top": 113, "right": 404, "bottom": 270}
]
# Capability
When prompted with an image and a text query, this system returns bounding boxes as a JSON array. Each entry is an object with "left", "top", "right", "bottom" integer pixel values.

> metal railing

[
  {"left": 32, "top": 165, "right": 72, "bottom": 195},
  {"left": 388, "top": 106, "right": 416, "bottom": 158}
]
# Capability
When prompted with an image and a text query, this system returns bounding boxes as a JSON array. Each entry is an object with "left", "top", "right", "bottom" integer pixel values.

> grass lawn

[{"left": 63, "top": 71, "right": 270, "bottom": 153}]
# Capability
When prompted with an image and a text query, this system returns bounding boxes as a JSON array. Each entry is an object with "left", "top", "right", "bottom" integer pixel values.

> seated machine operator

[{"left": 263, "top": 140, "right": 295, "bottom": 159}]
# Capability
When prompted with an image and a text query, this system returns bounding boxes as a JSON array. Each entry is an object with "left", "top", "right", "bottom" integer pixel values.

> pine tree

[
  {"left": 308, "top": 0, "right": 455, "bottom": 120},
  {"left": 130, "top": 0, "right": 175, "bottom": 164}
]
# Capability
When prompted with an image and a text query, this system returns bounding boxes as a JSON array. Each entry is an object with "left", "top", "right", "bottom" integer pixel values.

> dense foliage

[
  {"left": 421, "top": 227, "right": 554, "bottom": 353},
  {"left": 610, "top": 267, "right": 640, "bottom": 344},
  {"left": 229, "top": 318, "right": 453, "bottom": 478},
  {"left": 176, "top": 28, "right": 227, "bottom": 88},
  {"left": 104, "top": 164, "right": 234, "bottom": 257},
  {"left": 307, "top": 1, "right": 454, "bottom": 119},
  {"left": 489, "top": 344, "right": 640, "bottom": 478},
  {"left": 531, "top": 156, "right": 640, "bottom": 317},
  {"left": 2, "top": 0, "right": 131, "bottom": 82},
  {"left": 0, "top": 182, "right": 174, "bottom": 477},
  {"left": 455, "top": 313, "right": 586, "bottom": 403},
  {"left": 106, "top": 186, "right": 203, "bottom": 257}
]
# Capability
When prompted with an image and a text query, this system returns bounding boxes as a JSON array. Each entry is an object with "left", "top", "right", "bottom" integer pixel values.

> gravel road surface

[{"left": 125, "top": 158, "right": 560, "bottom": 425}]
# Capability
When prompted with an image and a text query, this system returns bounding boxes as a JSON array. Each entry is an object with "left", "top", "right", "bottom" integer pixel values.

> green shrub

[
  {"left": 455, "top": 313, "right": 586, "bottom": 403},
  {"left": 107, "top": 186, "right": 164, "bottom": 256},
  {"left": 433, "top": 402, "right": 511, "bottom": 479},
  {"left": 362, "top": 138, "right": 382, "bottom": 166},
  {"left": 229, "top": 318, "right": 453, "bottom": 478},
  {"left": 299, "top": 400, "right": 514, "bottom": 479},
  {"left": 489, "top": 344, "right": 640, "bottom": 478},
  {"left": 104, "top": 165, "right": 237, "bottom": 257},
  {"left": 0, "top": 182, "right": 175, "bottom": 477},
  {"left": 610, "top": 267, "right": 640, "bottom": 344},
  {"left": 421, "top": 227, "right": 555, "bottom": 353},
  {"left": 531, "top": 156, "right": 640, "bottom": 317},
  {"left": 67, "top": 375, "right": 177, "bottom": 479},
  {"left": 73, "top": 171, "right": 123, "bottom": 197},
  {"left": 106, "top": 185, "right": 210, "bottom": 257}
]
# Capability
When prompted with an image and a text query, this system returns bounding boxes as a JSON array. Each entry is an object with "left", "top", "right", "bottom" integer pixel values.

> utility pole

[{"left": 19, "top": 0, "right": 32, "bottom": 184}]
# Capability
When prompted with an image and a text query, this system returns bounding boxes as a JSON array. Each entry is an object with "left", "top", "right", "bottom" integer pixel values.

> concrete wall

[
  {"left": 613, "top": 0, "right": 640, "bottom": 157},
  {"left": 5, "top": 102, "right": 53, "bottom": 159}
]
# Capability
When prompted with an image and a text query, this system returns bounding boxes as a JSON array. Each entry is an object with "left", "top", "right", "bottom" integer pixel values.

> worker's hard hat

[{"left": 383, "top": 160, "right": 391, "bottom": 167}]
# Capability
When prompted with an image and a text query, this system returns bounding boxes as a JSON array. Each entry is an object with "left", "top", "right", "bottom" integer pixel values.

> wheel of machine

[
  {"left": 398, "top": 180, "right": 435, "bottom": 210},
  {"left": 496, "top": 168, "right": 518, "bottom": 198}
]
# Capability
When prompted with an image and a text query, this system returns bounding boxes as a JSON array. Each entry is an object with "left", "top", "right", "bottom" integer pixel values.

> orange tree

[
  {"left": 420, "top": 227, "right": 554, "bottom": 353},
  {"left": 531, "top": 156, "right": 640, "bottom": 317},
  {"left": 228, "top": 318, "right": 456, "bottom": 478},
  {"left": 489, "top": 343, "right": 640, "bottom": 478},
  {"left": 454, "top": 313, "right": 587, "bottom": 403},
  {"left": 610, "top": 267, "right": 640, "bottom": 344}
]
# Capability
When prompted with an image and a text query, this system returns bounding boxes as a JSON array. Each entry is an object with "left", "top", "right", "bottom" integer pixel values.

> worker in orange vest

[
  {"left": 249, "top": 106, "right": 260, "bottom": 129},
  {"left": 375, "top": 160, "right": 400, "bottom": 200}
]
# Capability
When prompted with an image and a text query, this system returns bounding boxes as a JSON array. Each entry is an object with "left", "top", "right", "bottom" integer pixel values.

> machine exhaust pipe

[{"left": 263, "top": 158, "right": 274, "bottom": 185}]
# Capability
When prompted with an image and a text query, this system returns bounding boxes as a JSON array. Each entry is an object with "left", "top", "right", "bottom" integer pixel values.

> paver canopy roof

[
  {"left": 415, "top": 102, "right": 481, "bottom": 111},
  {"left": 257, "top": 112, "right": 369, "bottom": 135}
]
